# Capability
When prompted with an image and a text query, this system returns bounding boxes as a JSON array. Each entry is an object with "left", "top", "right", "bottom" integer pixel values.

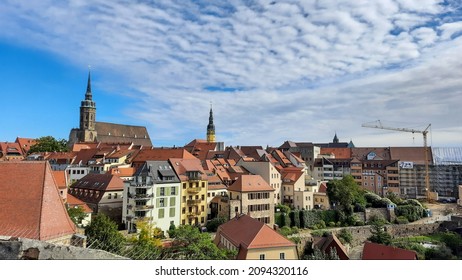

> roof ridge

[{"left": 38, "top": 161, "right": 47, "bottom": 239}]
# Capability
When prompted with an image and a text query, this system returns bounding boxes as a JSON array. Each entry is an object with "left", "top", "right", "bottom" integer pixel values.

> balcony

[
  {"left": 187, "top": 187, "right": 201, "bottom": 194},
  {"left": 125, "top": 215, "right": 153, "bottom": 222},
  {"left": 129, "top": 183, "right": 153, "bottom": 189},
  {"left": 128, "top": 193, "right": 153, "bottom": 200},
  {"left": 128, "top": 204, "right": 154, "bottom": 211},
  {"left": 187, "top": 199, "right": 201, "bottom": 205},
  {"left": 187, "top": 210, "right": 202, "bottom": 218}
]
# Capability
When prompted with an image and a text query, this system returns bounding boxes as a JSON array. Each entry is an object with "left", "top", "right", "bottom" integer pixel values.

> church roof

[{"left": 95, "top": 121, "right": 152, "bottom": 147}]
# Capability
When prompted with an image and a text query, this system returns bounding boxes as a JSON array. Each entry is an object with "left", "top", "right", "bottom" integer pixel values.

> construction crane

[{"left": 361, "top": 120, "right": 432, "bottom": 202}]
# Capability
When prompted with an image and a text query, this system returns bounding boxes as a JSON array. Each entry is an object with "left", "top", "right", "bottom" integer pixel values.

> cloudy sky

[{"left": 1, "top": 0, "right": 461, "bottom": 148}]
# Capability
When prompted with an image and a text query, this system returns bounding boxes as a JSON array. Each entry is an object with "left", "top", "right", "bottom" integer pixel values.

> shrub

[
  {"left": 395, "top": 216, "right": 409, "bottom": 224},
  {"left": 328, "top": 221, "right": 336, "bottom": 227},
  {"left": 338, "top": 228, "right": 353, "bottom": 245}
]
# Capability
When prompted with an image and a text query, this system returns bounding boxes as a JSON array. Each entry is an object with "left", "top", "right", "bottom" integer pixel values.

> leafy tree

[
  {"left": 327, "top": 175, "right": 365, "bottom": 215},
  {"left": 28, "top": 136, "right": 69, "bottom": 153},
  {"left": 368, "top": 216, "right": 392, "bottom": 245},
  {"left": 425, "top": 244, "right": 455, "bottom": 260},
  {"left": 304, "top": 247, "right": 340, "bottom": 260},
  {"left": 206, "top": 216, "right": 227, "bottom": 232},
  {"left": 162, "top": 225, "right": 232, "bottom": 260},
  {"left": 66, "top": 205, "right": 86, "bottom": 226},
  {"left": 126, "top": 220, "right": 162, "bottom": 260},
  {"left": 85, "top": 214, "right": 126, "bottom": 255},
  {"left": 436, "top": 232, "right": 462, "bottom": 257}
]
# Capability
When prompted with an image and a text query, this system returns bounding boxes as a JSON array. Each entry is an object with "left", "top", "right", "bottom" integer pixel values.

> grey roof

[
  {"left": 95, "top": 122, "right": 152, "bottom": 146},
  {"left": 136, "top": 160, "right": 180, "bottom": 183}
]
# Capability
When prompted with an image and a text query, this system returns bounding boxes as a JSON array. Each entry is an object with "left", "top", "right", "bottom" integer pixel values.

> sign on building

[{"left": 399, "top": 161, "right": 414, "bottom": 169}]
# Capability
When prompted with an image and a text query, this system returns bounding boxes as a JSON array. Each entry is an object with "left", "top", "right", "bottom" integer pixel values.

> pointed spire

[
  {"left": 85, "top": 70, "right": 92, "bottom": 100},
  {"left": 207, "top": 102, "right": 216, "bottom": 143},
  {"left": 333, "top": 132, "right": 339, "bottom": 143}
]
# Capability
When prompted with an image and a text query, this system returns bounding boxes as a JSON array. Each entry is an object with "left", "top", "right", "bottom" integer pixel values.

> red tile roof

[
  {"left": 389, "top": 147, "right": 432, "bottom": 165},
  {"left": 0, "top": 161, "right": 76, "bottom": 240},
  {"left": 108, "top": 167, "right": 136, "bottom": 177},
  {"left": 169, "top": 158, "right": 207, "bottom": 181},
  {"left": 15, "top": 137, "right": 37, "bottom": 154},
  {"left": 52, "top": 170, "right": 68, "bottom": 189},
  {"left": 312, "top": 234, "right": 349, "bottom": 260},
  {"left": 67, "top": 194, "right": 93, "bottom": 214},
  {"left": 228, "top": 175, "right": 274, "bottom": 193},
  {"left": 362, "top": 242, "right": 418, "bottom": 260},
  {"left": 215, "top": 214, "right": 295, "bottom": 259},
  {"left": 320, "top": 147, "right": 352, "bottom": 159},
  {"left": 184, "top": 139, "right": 218, "bottom": 161},
  {"left": 0, "top": 142, "right": 24, "bottom": 159}
]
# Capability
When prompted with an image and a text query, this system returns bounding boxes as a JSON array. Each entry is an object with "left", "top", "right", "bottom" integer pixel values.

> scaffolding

[{"left": 431, "top": 147, "right": 462, "bottom": 198}]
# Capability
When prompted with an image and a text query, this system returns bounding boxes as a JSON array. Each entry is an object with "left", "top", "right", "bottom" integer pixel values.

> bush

[
  {"left": 396, "top": 204, "right": 424, "bottom": 222},
  {"left": 300, "top": 210, "right": 321, "bottom": 228},
  {"left": 316, "top": 220, "right": 326, "bottom": 229},
  {"left": 395, "top": 216, "right": 409, "bottom": 224},
  {"left": 338, "top": 228, "right": 353, "bottom": 245},
  {"left": 328, "top": 221, "right": 336, "bottom": 227},
  {"left": 355, "top": 221, "right": 365, "bottom": 226}
]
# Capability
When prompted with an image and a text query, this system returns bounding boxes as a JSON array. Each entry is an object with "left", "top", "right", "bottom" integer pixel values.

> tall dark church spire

[
  {"left": 206, "top": 103, "right": 216, "bottom": 143},
  {"left": 85, "top": 71, "right": 92, "bottom": 100},
  {"left": 333, "top": 132, "right": 339, "bottom": 143}
]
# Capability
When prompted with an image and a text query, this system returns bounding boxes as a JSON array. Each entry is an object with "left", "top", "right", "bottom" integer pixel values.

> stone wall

[{"left": 0, "top": 236, "right": 126, "bottom": 260}]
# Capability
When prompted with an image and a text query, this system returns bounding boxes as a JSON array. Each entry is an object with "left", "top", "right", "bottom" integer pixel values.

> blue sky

[{"left": 1, "top": 0, "right": 461, "bottom": 147}]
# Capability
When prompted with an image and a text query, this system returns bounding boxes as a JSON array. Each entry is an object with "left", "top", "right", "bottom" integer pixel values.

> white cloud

[{"left": 0, "top": 0, "right": 461, "bottom": 147}]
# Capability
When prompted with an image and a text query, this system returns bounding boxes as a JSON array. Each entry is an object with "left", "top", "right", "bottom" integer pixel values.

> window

[
  {"left": 159, "top": 198, "right": 165, "bottom": 207},
  {"left": 114, "top": 193, "right": 118, "bottom": 199},
  {"left": 171, "top": 187, "right": 176, "bottom": 195},
  {"left": 108, "top": 193, "right": 112, "bottom": 199},
  {"left": 280, "top": 253, "right": 285, "bottom": 260},
  {"left": 158, "top": 208, "right": 164, "bottom": 218},
  {"left": 169, "top": 208, "right": 175, "bottom": 217},
  {"left": 259, "top": 254, "right": 265, "bottom": 260},
  {"left": 170, "top": 197, "right": 176, "bottom": 206},
  {"left": 160, "top": 187, "right": 165, "bottom": 196}
]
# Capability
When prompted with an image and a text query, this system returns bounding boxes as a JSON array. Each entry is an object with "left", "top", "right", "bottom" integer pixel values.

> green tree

[
  {"left": 85, "top": 214, "right": 126, "bottom": 255},
  {"left": 66, "top": 205, "right": 86, "bottom": 226},
  {"left": 304, "top": 247, "right": 340, "bottom": 260},
  {"left": 28, "top": 136, "right": 69, "bottom": 153},
  {"left": 126, "top": 220, "right": 162, "bottom": 260},
  {"left": 163, "top": 225, "right": 233, "bottom": 260},
  {"left": 327, "top": 175, "right": 365, "bottom": 221},
  {"left": 368, "top": 216, "right": 392, "bottom": 245},
  {"left": 206, "top": 216, "right": 227, "bottom": 232}
]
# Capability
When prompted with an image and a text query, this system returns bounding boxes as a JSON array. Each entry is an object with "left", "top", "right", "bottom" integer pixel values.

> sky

[{"left": 0, "top": 0, "right": 461, "bottom": 148}]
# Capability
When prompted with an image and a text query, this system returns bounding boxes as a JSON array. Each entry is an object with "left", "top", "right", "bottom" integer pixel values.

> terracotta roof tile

[
  {"left": 67, "top": 194, "right": 93, "bottom": 213},
  {"left": 228, "top": 175, "right": 274, "bottom": 192},
  {"left": 362, "top": 242, "right": 418, "bottom": 260},
  {"left": 0, "top": 161, "right": 76, "bottom": 240},
  {"left": 215, "top": 214, "right": 295, "bottom": 259}
]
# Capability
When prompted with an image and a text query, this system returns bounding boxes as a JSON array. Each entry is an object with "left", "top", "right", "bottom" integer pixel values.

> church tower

[
  {"left": 78, "top": 71, "right": 97, "bottom": 142},
  {"left": 333, "top": 132, "right": 339, "bottom": 144},
  {"left": 206, "top": 104, "right": 216, "bottom": 143}
]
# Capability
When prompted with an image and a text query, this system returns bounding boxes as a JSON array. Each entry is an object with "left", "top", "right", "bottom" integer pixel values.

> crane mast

[{"left": 362, "top": 120, "right": 432, "bottom": 202}]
